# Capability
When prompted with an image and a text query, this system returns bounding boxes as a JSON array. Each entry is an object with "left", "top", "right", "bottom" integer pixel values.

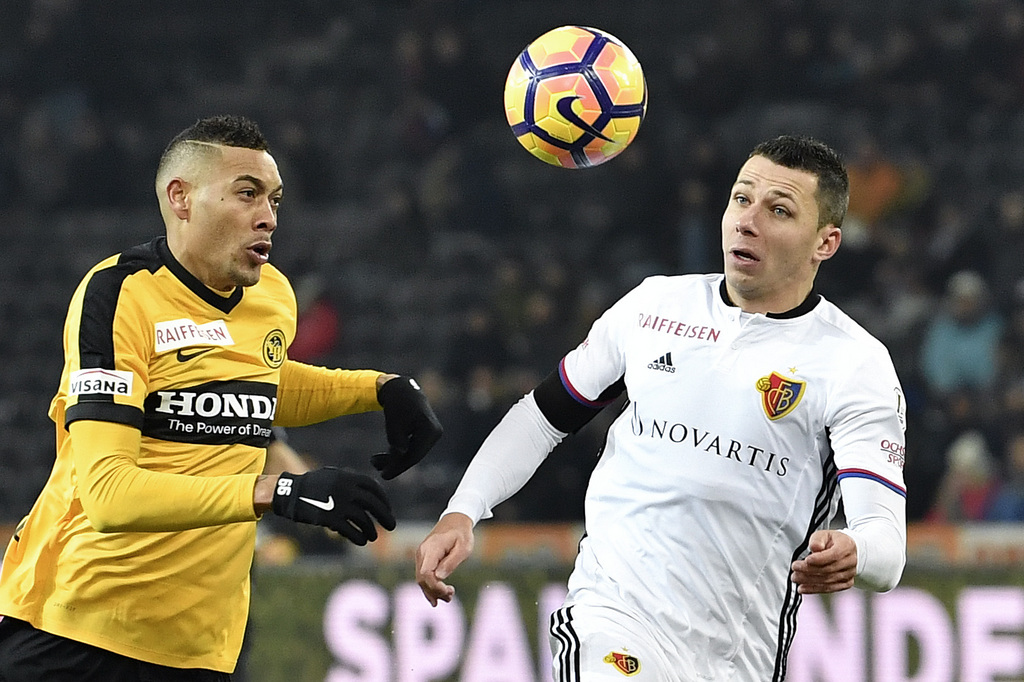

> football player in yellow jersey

[{"left": 0, "top": 115, "right": 442, "bottom": 681}]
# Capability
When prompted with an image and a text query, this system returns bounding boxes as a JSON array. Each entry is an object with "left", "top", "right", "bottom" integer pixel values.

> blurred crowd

[{"left": 2, "top": 0, "right": 1024, "bottom": 535}]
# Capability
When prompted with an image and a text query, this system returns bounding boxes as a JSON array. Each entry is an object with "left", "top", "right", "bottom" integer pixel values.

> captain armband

[{"left": 533, "top": 365, "right": 625, "bottom": 434}]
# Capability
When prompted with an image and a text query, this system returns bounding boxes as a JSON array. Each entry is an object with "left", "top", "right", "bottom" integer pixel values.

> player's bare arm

[
  {"left": 253, "top": 474, "right": 277, "bottom": 515},
  {"left": 789, "top": 529, "right": 858, "bottom": 594},
  {"left": 416, "top": 512, "right": 475, "bottom": 607}
]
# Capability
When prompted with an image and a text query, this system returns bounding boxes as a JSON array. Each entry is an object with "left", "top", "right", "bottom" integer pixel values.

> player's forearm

[
  {"left": 83, "top": 463, "right": 260, "bottom": 532},
  {"left": 274, "top": 360, "right": 384, "bottom": 426},
  {"left": 253, "top": 474, "right": 276, "bottom": 515},
  {"left": 71, "top": 420, "right": 259, "bottom": 532},
  {"left": 838, "top": 523, "right": 905, "bottom": 592},
  {"left": 443, "top": 391, "right": 565, "bottom": 524},
  {"left": 837, "top": 477, "right": 907, "bottom": 591}
]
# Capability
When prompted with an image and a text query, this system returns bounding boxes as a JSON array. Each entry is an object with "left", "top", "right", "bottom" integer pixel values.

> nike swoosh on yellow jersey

[{"left": 176, "top": 347, "right": 214, "bottom": 362}]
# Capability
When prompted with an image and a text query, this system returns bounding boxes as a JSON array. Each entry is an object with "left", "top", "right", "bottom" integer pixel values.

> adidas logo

[{"left": 648, "top": 352, "right": 676, "bottom": 373}]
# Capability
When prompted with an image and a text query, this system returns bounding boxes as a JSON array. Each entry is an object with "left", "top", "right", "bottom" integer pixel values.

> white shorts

[{"left": 548, "top": 603, "right": 688, "bottom": 681}]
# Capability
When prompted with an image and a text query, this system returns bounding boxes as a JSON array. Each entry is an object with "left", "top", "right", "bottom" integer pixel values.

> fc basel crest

[
  {"left": 603, "top": 651, "right": 641, "bottom": 676},
  {"left": 756, "top": 371, "right": 805, "bottom": 420},
  {"left": 263, "top": 329, "right": 286, "bottom": 368}
]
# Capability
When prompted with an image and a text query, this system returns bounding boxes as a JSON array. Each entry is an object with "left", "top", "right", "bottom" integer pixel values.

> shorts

[
  {"left": 548, "top": 603, "right": 686, "bottom": 681},
  {"left": 0, "top": 617, "right": 231, "bottom": 682}
]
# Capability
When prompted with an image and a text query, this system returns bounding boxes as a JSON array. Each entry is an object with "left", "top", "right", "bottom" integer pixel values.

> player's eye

[
  {"left": 773, "top": 205, "right": 791, "bottom": 217},
  {"left": 733, "top": 194, "right": 749, "bottom": 205}
]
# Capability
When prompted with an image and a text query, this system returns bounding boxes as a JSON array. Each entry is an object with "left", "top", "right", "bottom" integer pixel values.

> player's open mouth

[
  {"left": 731, "top": 248, "right": 759, "bottom": 262},
  {"left": 247, "top": 242, "right": 272, "bottom": 264}
]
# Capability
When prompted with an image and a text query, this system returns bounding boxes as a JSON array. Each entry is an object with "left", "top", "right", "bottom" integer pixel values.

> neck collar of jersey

[
  {"left": 156, "top": 236, "right": 243, "bottom": 314},
  {"left": 718, "top": 277, "right": 820, "bottom": 319}
]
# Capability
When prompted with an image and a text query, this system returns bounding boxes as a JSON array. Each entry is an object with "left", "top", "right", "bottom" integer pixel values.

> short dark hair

[
  {"left": 166, "top": 114, "right": 269, "bottom": 152},
  {"left": 750, "top": 135, "right": 849, "bottom": 229},
  {"left": 157, "top": 115, "right": 269, "bottom": 180}
]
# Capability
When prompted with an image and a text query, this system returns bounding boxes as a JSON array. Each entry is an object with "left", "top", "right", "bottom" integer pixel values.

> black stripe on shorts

[{"left": 549, "top": 605, "right": 581, "bottom": 682}]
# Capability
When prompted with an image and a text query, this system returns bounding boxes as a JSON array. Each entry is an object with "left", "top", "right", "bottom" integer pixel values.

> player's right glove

[
  {"left": 371, "top": 375, "right": 443, "bottom": 480},
  {"left": 271, "top": 467, "right": 396, "bottom": 546}
]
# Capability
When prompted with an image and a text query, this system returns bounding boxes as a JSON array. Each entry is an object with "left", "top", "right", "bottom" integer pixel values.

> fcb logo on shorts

[
  {"left": 756, "top": 371, "right": 805, "bottom": 420},
  {"left": 603, "top": 651, "right": 641, "bottom": 676}
]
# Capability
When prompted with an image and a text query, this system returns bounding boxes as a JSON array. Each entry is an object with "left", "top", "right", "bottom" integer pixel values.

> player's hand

[
  {"left": 271, "top": 467, "right": 396, "bottom": 546},
  {"left": 416, "top": 512, "right": 474, "bottom": 607},
  {"left": 371, "top": 375, "right": 443, "bottom": 480},
  {"left": 790, "top": 529, "right": 858, "bottom": 594}
]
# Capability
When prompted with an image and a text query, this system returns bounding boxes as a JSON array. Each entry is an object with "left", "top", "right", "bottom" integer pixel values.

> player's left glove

[
  {"left": 371, "top": 375, "right": 443, "bottom": 480},
  {"left": 271, "top": 467, "right": 396, "bottom": 546}
]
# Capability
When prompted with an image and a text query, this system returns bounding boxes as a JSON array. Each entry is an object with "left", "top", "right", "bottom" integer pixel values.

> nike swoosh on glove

[
  {"left": 271, "top": 467, "right": 396, "bottom": 545},
  {"left": 372, "top": 375, "right": 443, "bottom": 480}
]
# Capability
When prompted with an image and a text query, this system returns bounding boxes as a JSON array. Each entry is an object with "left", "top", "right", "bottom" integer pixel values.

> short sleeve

[{"left": 827, "top": 345, "right": 907, "bottom": 498}]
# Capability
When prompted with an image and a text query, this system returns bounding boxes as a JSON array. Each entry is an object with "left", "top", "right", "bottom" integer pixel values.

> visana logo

[
  {"left": 69, "top": 368, "right": 134, "bottom": 397},
  {"left": 152, "top": 391, "right": 277, "bottom": 419}
]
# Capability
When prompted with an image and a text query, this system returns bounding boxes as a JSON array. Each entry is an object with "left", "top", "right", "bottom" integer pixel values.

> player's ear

[
  {"left": 165, "top": 178, "right": 191, "bottom": 221},
  {"left": 814, "top": 224, "right": 841, "bottom": 263}
]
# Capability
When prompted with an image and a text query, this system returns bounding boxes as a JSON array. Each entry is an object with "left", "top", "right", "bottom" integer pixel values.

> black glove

[
  {"left": 371, "top": 375, "right": 443, "bottom": 480},
  {"left": 271, "top": 467, "right": 396, "bottom": 546}
]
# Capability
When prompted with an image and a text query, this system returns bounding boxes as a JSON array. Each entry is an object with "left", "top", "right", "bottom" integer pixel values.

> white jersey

[{"left": 558, "top": 274, "right": 906, "bottom": 680}]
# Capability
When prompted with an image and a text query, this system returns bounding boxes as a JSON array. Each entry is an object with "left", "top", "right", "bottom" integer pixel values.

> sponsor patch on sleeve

[{"left": 69, "top": 368, "right": 134, "bottom": 396}]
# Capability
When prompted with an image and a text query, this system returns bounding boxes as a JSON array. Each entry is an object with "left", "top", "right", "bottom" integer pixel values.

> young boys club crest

[{"left": 756, "top": 371, "right": 805, "bottom": 420}]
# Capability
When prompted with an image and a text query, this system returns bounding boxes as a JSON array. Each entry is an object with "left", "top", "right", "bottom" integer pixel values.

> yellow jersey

[{"left": 0, "top": 237, "right": 383, "bottom": 672}]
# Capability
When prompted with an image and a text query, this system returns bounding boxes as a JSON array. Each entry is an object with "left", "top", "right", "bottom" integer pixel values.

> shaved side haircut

[{"left": 156, "top": 115, "right": 270, "bottom": 187}]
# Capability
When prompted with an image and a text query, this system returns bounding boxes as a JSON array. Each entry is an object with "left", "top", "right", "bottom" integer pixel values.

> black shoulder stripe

[
  {"left": 78, "top": 240, "right": 162, "bottom": 371},
  {"left": 534, "top": 364, "right": 625, "bottom": 434},
  {"left": 117, "top": 238, "right": 166, "bottom": 271},
  {"left": 69, "top": 240, "right": 162, "bottom": 426}
]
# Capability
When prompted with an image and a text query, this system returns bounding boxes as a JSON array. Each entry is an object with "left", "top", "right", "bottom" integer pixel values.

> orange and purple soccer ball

[{"left": 503, "top": 26, "right": 647, "bottom": 169}]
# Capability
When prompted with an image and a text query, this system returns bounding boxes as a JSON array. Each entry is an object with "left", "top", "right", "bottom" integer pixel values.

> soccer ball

[{"left": 503, "top": 25, "right": 647, "bottom": 169}]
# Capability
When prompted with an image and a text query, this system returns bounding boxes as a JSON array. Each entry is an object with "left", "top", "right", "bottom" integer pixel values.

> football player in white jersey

[{"left": 416, "top": 135, "right": 907, "bottom": 681}]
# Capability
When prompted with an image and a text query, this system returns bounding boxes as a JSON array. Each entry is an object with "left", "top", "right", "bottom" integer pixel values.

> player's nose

[
  {"left": 734, "top": 206, "right": 758, "bottom": 236},
  {"left": 255, "top": 201, "right": 277, "bottom": 232}
]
